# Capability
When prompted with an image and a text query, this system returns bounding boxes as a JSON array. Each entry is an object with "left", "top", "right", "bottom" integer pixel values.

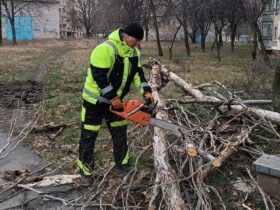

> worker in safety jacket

[{"left": 77, "top": 23, "right": 153, "bottom": 186}]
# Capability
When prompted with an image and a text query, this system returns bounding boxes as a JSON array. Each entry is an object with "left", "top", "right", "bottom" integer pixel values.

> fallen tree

[
  {"left": 148, "top": 63, "right": 188, "bottom": 209},
  {"left": 1, "top": 59, "right": 279, "bottom": 209}
]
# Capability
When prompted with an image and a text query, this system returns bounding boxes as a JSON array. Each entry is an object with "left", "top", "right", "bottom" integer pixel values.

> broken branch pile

[
  {"left": 1, "top": 59, "right": 279, "bottom": 209},
  {"left": 145, "top": 59, "right": 279, "bottom": 209}
]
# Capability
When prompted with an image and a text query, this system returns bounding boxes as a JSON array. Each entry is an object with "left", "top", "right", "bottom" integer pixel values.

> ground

[{"left": 0, "top": 39, "right": 279, "bottom": 209}]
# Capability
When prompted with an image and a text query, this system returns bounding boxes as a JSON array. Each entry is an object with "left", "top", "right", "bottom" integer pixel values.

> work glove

[
  {"left": 110, "top": 97, "right": 124, "bottom": 111},
  {"left": 144, "top": 92, "right": 154, "bottom": 105}
]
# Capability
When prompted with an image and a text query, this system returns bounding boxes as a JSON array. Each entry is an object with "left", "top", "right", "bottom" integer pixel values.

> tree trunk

[
  {"left": 211, "top": 39, "right": 216, "bottom": 51},
  {"left": 252, "top": 31, "right": 257, "bottom": 60},
  {"left": 218, "top": 31, "right": 223, "bottom": 47},
  {"left": 230, "top": 25, "right": 236, "bottom": 53},
  {"left": 169, "top": 23, "right": 181, "bottom": 59},
  {"left": 273, "top": 63, "right": 280, "bottom": 113},
  {"left": 190, "top": 30, "right": 196, "bottom": 43},
  {"left": 2, "top": 0, "right": 16, "bottom": 44},
  {"left": 150, "top": 0, "right": 163, "bottom": 56},
  {"left": 201, "top": 34, "right": 206, "bottom": 52},
  {"left": 11, "top": 0, "right": 16, "bottom": 45},
  {"left": 255, "top": 22, "right": 270, "bottom": 66},
  {"left": 144, "top": 7, "right": 150, "bottom": 41},
  {"left": 0, "top": 1, "right": 2, "bottom": 46},
  {"left": 148, "top": 64, "right": 188, "bottom": 210},
  {"left": 182, "top": 0, "right": 191, "bottom": 56},
  {"left": 216, "top": 35, "right": 221, "bottom": 61}
]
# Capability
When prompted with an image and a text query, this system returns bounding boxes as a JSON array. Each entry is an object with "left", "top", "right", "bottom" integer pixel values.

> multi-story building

[
  {"left": 260, "top": 2, "right": 273, "bottom": 50},
  {"left": 272, "top": 0, "right": 280, "bottom": 55},
  {"left": 260, "top": 0, "right": 280, "bottom": 55},
  {"left": 59, "top": 0, "right": 84, "bottom": 38}
]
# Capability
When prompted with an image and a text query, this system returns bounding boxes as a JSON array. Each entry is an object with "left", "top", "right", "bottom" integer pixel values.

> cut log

[
  {"left": 202, "top": 128, "right": 252, "bottom": 178},
  {"left": 19, "top": 174, "right": 80, "bottom": 188},
  {"left": 149, "top": 64, "right": 188, "bottom": 209}
]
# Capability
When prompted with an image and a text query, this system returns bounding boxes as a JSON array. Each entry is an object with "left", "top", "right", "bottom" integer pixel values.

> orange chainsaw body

[{"left": 110, "top": 99, "right": 151, "bottom": 126}]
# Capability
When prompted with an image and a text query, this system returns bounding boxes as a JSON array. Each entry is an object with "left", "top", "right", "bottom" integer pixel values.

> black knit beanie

[{"left": 123, "top": 23, "right": 144, "bottom": 40}]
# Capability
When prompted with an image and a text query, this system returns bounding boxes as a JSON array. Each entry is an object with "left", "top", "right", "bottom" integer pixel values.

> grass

[{"left": 0, "top": 38, "right": 279, "bottom": 208}]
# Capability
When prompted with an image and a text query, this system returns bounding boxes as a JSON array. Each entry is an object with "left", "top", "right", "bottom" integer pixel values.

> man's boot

[
  {"left": 80, "top": 171, "right": 94, "bottom": 187},
  {"left": 117, "top": 163, "right": 134, "bottom": 173},
  {"left": 77, "top": 159, "right": 94, "bottom": 187}
]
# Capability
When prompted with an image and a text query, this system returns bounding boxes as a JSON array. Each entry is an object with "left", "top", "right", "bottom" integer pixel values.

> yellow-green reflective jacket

[{"left": 83, "top": 29, "right": 151, "bottom": 104}]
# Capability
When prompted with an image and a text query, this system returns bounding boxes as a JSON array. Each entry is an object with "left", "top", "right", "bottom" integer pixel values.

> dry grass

[
  {"left": 0, "top": 38, "right": 274, "bottom": 171},
  {"left": 0, "top": 38, "right": 279, "bottom": 209}
]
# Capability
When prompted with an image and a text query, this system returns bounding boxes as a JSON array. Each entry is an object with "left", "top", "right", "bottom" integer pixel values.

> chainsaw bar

[{"left": 150, "top": 118, "right": 187, "bottom": 135}]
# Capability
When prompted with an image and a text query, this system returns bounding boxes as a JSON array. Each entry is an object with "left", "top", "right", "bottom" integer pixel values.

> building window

[
  {"left": 262, "top": 24, "right": 272, "bottom": 38},
  {"left": 276, "top": 0, "right": 280, "bottom": 14},
  {"left": 275, "top": 27, "right": 278, "bottom": 40}
]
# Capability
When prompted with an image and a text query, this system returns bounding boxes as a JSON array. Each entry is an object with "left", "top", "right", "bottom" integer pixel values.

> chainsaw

[{"left": 110, "top": 99, "right": 186, "bottom": 135}]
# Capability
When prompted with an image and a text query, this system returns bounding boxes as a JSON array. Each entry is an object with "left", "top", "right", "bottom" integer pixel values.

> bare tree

[
  {"left": 273, "top": 63, "right": 280, "bottom": 113},
  {"left": 210, "top": 0, "right": 227, "bottom": 61},
  {"left": 225, "top": 0, "right": 244, "bottom": 53},
  {"left": 2, "top": 0, "right": 16, "bottom": 44},
  {"left": 121, "top": 0, "right": 144, "bottom": 26},
  {"left": 68, "top": 5, "right": 80, "bottom": 36},
  {"left": 1, "top": 0, "right": 53, "bottom": 45},
  {"left": 169, "top": 18, "right": 182, "bottom": 58},
  {"left": 76, "top": 0, "right": 97, "bottom": 37},
  {"left": 150, "top": 0, "right": 163, "bottom": 56},
  {"left": 181, "top": 0, "right": 191, "bottom": 56},
  {"left": 195, "top": 0, "right": 212, "bottom": 52},
  {"left": 185, "top": 0, "right": 199, "bottom": 44},
  {"left": 0, "top": 1, "right": 2, "bottom": 46},
  {"left": 241, "top": 0, "right": 271, "bottom": 65},
  {"left": 142, "top": 0, "right": 151, "bottom": 41}
]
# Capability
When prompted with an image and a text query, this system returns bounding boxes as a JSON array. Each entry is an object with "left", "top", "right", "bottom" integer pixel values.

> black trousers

[{"left": 78, "top": 100, "right": 128, "bottom": 174}]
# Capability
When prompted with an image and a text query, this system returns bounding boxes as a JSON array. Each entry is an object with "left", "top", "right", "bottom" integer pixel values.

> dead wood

[
  {"left": 149, "top": 64, "right": 188, "bottom": 209},
  {"left": 202, "top": 127, "right": 253, "bottom": 178},
  {"left": 150, "top": 59, "right": 280, "bottom": 126}
]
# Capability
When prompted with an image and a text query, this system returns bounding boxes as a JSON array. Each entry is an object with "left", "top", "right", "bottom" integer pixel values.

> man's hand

[
  {"left": 110, "top": 97, "right": 124, "bottom": 111},
  {"left": 144, "top": 92, "right": 154, "bottom": 105}
]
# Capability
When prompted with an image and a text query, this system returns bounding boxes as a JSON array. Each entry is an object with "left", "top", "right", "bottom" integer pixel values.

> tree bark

[
  {"left": 143, "top": 7, "right": 151, "bottom": 41},
  {"left": 2, "top": 0, "right": 17, "bottom": 45},
  {"left": 10, "top": 0, "right": 16, "bottom": 45},
  {"left": 201, "top": 34, "right": 206, "bottom": 52},
  {"left": 182, "top": 0, "right": 191, "bottom": 56},
  {"left": 273, "top": 63, "right": 280, "bottom": 113},
  {"left": 150, "top": 0, "right": 163, "bottom": 56},
  {"left": 202, "top": 128, "right": 252, "bottom": 178},
  {"left": 230, "top": 25, "right": 236, "bottom": 53},
  {"left": 0, "top": 1, "right": 2, "bottom": 46},
  {"left": 148, "top": 64, "right": 188, "bottom": 210},
  {"left": 213, "top": 24, "right": 221, "bottom": 61},
  {"left": 252, "top": 30, "right": 257, "bottom": 60},
  {"left": 218, "top": 30, "right": 223, "bottom": 47},
  {"left": 169, "top": 23, "right": 181, "bottom": 59}
]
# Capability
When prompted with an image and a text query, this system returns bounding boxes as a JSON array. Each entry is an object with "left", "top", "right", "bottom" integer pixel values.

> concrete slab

[{"left": 0, "top": 129, "right": 47, "bottom": 185}]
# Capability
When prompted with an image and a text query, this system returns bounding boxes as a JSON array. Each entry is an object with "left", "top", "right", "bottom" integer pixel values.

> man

[{"left": 77, "top": 23, "right": 153, "bottom": 186}]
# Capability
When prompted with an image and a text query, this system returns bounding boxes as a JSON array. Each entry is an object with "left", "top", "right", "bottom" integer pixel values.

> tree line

[{"left": 0, "top": 0, "right": 272, "bottom": 61}]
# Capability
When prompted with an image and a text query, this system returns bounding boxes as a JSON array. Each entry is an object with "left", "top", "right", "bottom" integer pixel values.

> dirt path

[{"left": 0, "top": 45, "right": 80, "bottom": 209}]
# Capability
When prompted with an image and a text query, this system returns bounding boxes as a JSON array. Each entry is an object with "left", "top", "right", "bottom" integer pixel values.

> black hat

[{"left": 123, "top": 23, "right": 144, "bottom": 40}]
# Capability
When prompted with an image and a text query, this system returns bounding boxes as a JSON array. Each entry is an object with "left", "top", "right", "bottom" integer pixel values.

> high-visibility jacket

[{"left": 82, "top": 28, "right": 151, "bottom": 104}]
